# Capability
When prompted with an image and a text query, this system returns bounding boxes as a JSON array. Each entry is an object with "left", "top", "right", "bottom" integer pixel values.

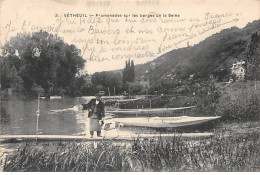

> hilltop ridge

[{"left": 133, "top": 20, "right": 260, "bottom": 87}]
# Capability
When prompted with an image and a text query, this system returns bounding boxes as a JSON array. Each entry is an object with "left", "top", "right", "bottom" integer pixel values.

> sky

[{"left": 0, "top": 0, "right": 259, "bottom": 73}]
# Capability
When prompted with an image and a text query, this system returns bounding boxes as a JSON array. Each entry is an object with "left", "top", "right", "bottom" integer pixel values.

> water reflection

[
  {"left": 0, "top": 97, "right": 92, "bottom": 135},
  {"left": 0, "top": 101, "right": 11, "bottom": 124}
]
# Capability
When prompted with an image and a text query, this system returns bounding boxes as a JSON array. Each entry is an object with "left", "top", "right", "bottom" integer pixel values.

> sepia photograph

[{"left": 0, "top": 0, "right": 260, "bottom": 172}]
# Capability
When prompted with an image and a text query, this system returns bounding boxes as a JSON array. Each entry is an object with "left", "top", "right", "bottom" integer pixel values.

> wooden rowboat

[
  {"left": 111, "top": 116, "right": 221, "bottom": 128},
  {"left": 50, "top": 96, "right": 62, "bottom": 99},
  {"left": 116, "top": 98, "right": 142, "bottom": 102},
  {"left": 107, "top": 106, "right": 196, "bottom": 116}
]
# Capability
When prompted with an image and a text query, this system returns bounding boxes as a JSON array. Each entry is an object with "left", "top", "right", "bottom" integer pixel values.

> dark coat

[{"left": 82, "top": 99, "right": 105, "bottom": 120}]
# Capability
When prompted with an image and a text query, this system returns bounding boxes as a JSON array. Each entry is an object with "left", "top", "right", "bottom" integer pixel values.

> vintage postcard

[{"left": 0, "top": 0, "right": 260, "bottom": 172}]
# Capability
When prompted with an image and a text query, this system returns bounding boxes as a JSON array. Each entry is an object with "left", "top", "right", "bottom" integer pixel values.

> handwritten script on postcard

[{"left": 4, "top": 12, "right": 241, "bottom": 62}]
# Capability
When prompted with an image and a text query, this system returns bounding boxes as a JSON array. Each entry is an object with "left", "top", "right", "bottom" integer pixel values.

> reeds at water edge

[{"left": 3, "top": 131, "right": 260, "bottom": 172}]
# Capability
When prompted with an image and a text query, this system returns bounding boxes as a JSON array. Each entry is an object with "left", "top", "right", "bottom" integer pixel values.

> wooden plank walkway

[{"left": 0, "top": 133, "right": 213, "bottom": 142}]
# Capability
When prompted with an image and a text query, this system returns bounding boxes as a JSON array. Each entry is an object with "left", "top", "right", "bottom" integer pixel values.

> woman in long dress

[{"left": 82, "top": 93, "right": 105, "bottom": 138}]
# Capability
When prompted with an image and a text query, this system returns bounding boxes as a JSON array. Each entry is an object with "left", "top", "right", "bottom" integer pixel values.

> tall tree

[
  {"left": 122, "top": 61, "right": 127, "bottom": 86},
  {"left": 246, "top": 31, "right": 260, "bottom": 81},
  {"left": 0, "top": 56, "right": 22, "bottom": 90},
  {"left": 122, "top": 59, "right": 135, "bottom": 88},
  {"left": 1, "top": 31, "right": 86, "bottom": 96},
  {"left": 92, "top": 71, "right": 123, "bottom": 94},
  {"left": 9, "top": 65, "right": 23, "bottom": 92},
  {"left": 130, "top": 60, "right": 135, "bottom": 82}
]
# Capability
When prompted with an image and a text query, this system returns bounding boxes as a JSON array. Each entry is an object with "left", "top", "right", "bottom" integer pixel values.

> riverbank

[{"left": 1, "top": 120, "right": 260, "bottom": 172}]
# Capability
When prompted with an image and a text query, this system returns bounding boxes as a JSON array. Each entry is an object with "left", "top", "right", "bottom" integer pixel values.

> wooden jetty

[{"left": 0, "top": 132, "right": 214, "bottom": 142}]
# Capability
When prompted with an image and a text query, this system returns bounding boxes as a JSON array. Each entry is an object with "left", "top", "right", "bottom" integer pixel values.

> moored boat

[
  {"left": 50, "top": 96, "right": 62, "bottom": 99},
  {"left": 110, "top": 116, "right": 221, "bottom": 128},
  {"left": 116, "top": 98, "right": 142, "bottom": 102},
  {"left": 107, "top": 106, "right": 196, "bottom": 116}
]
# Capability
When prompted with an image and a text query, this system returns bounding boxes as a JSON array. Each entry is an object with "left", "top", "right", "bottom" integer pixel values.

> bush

[{"left": 216, "top": 85, "right": 260, "bottom": 121}]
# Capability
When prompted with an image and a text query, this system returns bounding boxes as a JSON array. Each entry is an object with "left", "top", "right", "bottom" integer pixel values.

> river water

[
  {"left": 0, "top": 97, "right": 94, "bottom": 135},
  {"left": 1, "top": 96, "right": 219, "bottom": 136}
]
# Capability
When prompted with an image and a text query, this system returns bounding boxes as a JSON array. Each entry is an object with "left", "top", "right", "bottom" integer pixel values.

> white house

[{"left": 231, "top": 60, "right": 246, "bottom": 80}]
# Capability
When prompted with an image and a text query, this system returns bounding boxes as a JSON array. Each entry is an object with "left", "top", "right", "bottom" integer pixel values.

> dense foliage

[
  {"left": 246, "top": 31, "right": 260, "bottom": 81},
  {"left": 91, "top": 71, "right": 123, "bottom": 95},
  {"left": 0, "top": 31, "right": 85, "bottom": 97},
  {"left": 122, "top": 59, "right": 135, "bottom": 88},
  {"left": 216, "top": 82, "right": 260, "bottom": 121}
]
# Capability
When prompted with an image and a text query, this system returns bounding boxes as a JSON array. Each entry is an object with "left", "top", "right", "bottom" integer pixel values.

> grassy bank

[
  {"left": 216, "top": 81, "right": 260, "bottom": 121},
  {"left": 3, "top": 131, "right": 260, "bottom": 172}
]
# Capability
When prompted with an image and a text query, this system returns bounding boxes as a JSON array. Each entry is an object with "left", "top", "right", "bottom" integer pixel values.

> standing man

[{"left": 82, "top": 93, "right": 105, "bottom": 138}]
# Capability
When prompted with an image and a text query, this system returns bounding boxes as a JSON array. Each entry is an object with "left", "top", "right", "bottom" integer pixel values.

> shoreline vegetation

[{"left": 3, "top": 129, "right": 260, "bottom": 172}]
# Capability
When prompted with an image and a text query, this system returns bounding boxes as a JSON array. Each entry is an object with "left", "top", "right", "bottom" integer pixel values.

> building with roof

[{"left": 231, "top": 60, "right": 246, "bottom": 80}]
